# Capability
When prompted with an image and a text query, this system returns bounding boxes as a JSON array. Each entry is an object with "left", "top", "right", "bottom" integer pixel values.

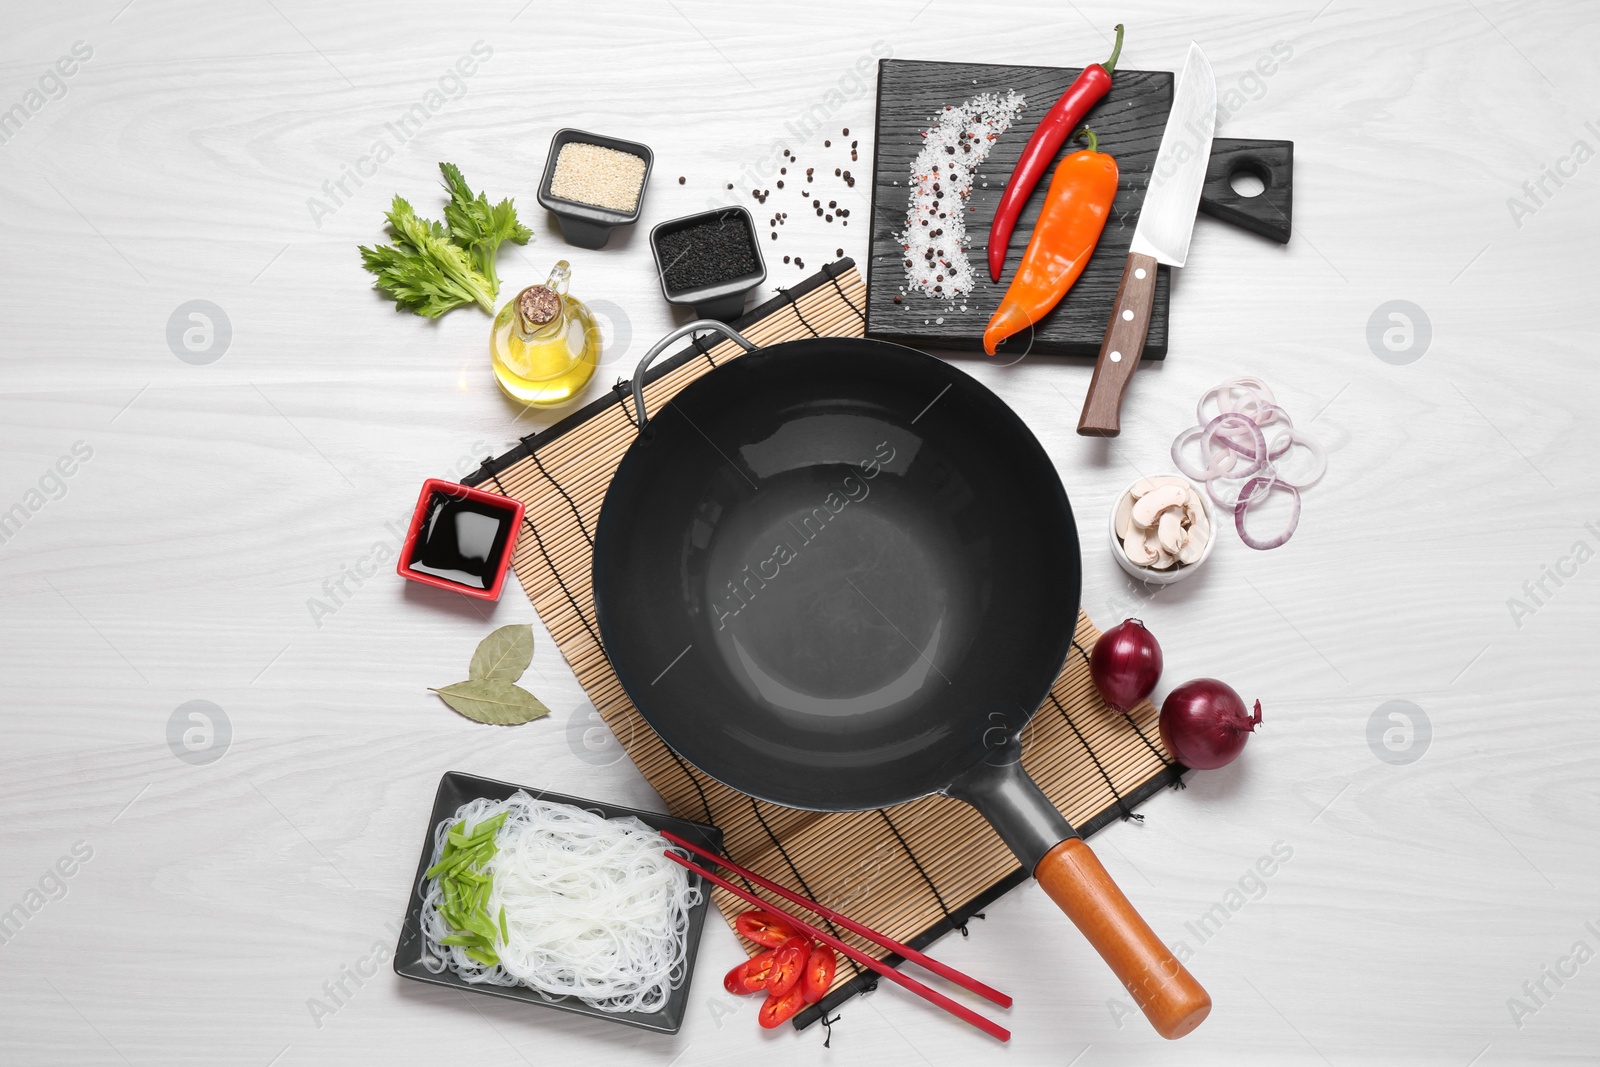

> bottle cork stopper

[{"left": 518, "top": 286, "right": 561, "bottom": 326}]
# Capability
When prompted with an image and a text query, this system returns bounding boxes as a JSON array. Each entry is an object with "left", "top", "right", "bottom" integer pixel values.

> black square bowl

[
  {"left": 537, "top": 128, "right": 653, "bottom": 249},
  {"left": 393, "top": 771, "right": 722, "bottom": 1034},
  {"left": 649, "top": 207, "right": 767, "bottom": 321}
]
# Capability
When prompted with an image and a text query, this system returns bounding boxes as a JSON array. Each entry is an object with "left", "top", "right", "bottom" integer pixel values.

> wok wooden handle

[
  {"left": 1035, "top": 838, "right": 1211, "bottom": 1040},
  {"left": 1077, "top": 251, "right": 1158, "bottom": 437}
]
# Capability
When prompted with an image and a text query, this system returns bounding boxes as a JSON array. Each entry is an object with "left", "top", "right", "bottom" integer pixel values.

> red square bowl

[{"left": 397, "top": 479, "right": 525, "bottom": 601}]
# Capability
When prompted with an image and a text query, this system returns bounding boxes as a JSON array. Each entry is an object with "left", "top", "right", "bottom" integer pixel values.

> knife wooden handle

[{"left": 1078, "top": 251, "right": 1159, "bottom": 437}]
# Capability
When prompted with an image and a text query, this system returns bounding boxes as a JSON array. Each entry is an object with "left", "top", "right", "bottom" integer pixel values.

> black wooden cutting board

[{"left": 865, "top": 58, "right": 1291, "bottom": 359}]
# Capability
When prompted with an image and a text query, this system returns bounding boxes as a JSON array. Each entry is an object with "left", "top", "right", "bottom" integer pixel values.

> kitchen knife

[{"left": 1078, "top": 43, "right": 1217, "bottom": 437}]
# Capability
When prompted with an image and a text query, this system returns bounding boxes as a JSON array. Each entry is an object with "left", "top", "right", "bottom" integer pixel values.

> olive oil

[{"left": 489, "top": 260, "right": 600, "bottom": 407}]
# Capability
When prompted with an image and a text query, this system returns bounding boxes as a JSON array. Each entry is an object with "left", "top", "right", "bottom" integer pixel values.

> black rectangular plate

[
  {"left": 393, "top": 771, "right": 723, "bottom": 1035},
  {"left": 867, "top": 58, "right": 1173, "bottom": 358}
]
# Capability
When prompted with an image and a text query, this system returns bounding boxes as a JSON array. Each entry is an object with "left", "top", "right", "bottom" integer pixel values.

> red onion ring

[
  {"left": 1200, "top": 413, "right": 1266, "bottom": 476},
  {"left": 1197, "top": 377, "right": 1277, "bottom": 427},
  {"left": 1234, "top": 475, "right": 1301, "bottom": 550},
  {"left": 1172, "top": 425, "right": 1238, "bottom": 482},
  {"left": 1208, "top": 466, "right": 1279, "bottom": 511},
  {"left": 1213, "top": 411, "right": 1293, "bottom": 461},
  {"left": 1174, "top": 379, "right": 1325, "bottom": 549},
  {"left": 1264, "top": 428, "right": 1326, "bottom": 489}
]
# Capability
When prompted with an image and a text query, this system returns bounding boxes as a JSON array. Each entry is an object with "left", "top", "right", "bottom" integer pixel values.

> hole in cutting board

[{"left": 1228, "top": 167, "right": 1267, "bottom": 198}]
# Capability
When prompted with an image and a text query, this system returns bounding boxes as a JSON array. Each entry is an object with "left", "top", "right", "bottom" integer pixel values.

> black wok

[{"left": 593, "top": 321, "right": 1209, "bottom": 1039}]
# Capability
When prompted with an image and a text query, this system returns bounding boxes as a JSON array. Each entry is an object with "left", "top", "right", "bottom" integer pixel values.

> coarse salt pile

[
  {"left": 550, "top": 142, "right": 647, "bottom": 213},
  {"left": 896, "top": 91, "right": 1025, "bottom": 301}
]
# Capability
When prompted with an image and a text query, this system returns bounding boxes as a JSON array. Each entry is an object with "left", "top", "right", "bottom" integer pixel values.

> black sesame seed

[
  {"left": 777, "top": 180, "right": 784, "bottom": 188},
  {"left": 656, "top": 216, "right": 759, "bottom": 294},
  {"left": 824, "top": 140, "right": 831, "bottom": 147},
  {"left": 836, "top": 248, "right": 843, "bottom": 257},
  {"left": 678, "top": 176, "right": 685, "bottom": 184}
]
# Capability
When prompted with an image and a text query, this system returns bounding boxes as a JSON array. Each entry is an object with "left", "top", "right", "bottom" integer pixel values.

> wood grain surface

[{"left": 2, "top": 2, "right": 1598, "bottom": 1066}]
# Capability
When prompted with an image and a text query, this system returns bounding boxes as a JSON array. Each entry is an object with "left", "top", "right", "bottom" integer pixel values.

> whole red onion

[
  {"left": 1089, "top": 619, "right": 1163, "bottom": 713},
  {"left": 1159, "top": 679, "right": 1262, "bottom": 769}
]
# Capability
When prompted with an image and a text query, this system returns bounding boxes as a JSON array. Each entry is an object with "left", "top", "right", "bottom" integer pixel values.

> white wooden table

[{"left": 3, "top": 1, "right": 1597, "bottom": 1063}]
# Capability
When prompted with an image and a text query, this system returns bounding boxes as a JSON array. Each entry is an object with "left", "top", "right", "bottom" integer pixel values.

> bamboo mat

[{"left": 465, "top": 260, "right": 1183, "bottom": 1027}]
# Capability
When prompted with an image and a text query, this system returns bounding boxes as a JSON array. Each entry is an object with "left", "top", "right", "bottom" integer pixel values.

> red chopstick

[
  {"left": 662, "top": 828, "right": 1012, "bottom": 1009},
  {"left": 667, "top": 851, "right": 1011, "bottom": 1042}
]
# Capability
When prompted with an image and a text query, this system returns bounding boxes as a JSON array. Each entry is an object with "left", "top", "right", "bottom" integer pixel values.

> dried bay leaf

[
  {"left": 432, "top": 678, "right": 550, "bottom": 725},
  {"left": 469, "top": 623, "right": 534, "bottom": 682}
]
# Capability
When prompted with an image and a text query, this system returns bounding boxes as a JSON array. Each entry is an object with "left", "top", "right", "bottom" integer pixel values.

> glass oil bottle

[{"left": 489, "top": 260, "right": 600, "bottom": 407}]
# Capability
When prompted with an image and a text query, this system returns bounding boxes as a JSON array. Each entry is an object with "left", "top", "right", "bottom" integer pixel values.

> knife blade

[{"left": 1078, "top": 43, "right": 1217, "bottom": 437}]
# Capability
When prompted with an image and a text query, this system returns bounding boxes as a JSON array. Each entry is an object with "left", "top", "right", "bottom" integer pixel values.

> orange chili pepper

[{"left": 983, "top": 129, "right": 1118, "bottom": 356}]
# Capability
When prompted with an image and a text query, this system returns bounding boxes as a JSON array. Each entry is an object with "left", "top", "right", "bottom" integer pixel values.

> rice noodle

[{"left": 418, "top": 792, "right": 701, "bottom": 1013}]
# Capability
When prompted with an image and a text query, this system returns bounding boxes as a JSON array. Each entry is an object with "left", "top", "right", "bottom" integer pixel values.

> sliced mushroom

[
  {"left": 1114, "top": 491, "right": 1135, "bottom": 541},
  {"left": 1123, "top": 526, "right": 1159, "bottom": 566},
  {"left": 1129, "top": 477, "right": 1158, "bottom": 499},
  {"left": 1185, "top": 485, "right": 1209, "bottom": 525},
  {"left": 1131, "top": 484, "right": 1188, "bottom": 527},
  {"left": 1179, "top": 527, "right": 1208, "bottom": 564},
  {"left": 1157, "top": 509, "right": 1187, "bottom": 554}
]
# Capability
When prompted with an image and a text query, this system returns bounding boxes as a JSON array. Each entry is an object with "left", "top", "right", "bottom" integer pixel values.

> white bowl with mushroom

[{"left": 1109, "top": 474, "right": 1215, "bottom": 585}]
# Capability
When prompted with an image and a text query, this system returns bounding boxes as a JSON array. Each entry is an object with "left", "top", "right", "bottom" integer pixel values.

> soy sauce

[{"left": 406, "top": 491, "right": 515, "bottom": 590}]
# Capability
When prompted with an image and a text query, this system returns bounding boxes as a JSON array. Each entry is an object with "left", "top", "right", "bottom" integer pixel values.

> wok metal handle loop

[{"left": 629, "top": 319, "right": 759, "bottom": 429}]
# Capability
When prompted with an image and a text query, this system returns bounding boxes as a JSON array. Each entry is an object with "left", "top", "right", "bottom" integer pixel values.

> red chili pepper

[
  {"left": 987, "top": 24, "right": 1123, "bottom": 283},
  {"left": 734, "top": 909, "right": 800, "bottom": 949}
]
